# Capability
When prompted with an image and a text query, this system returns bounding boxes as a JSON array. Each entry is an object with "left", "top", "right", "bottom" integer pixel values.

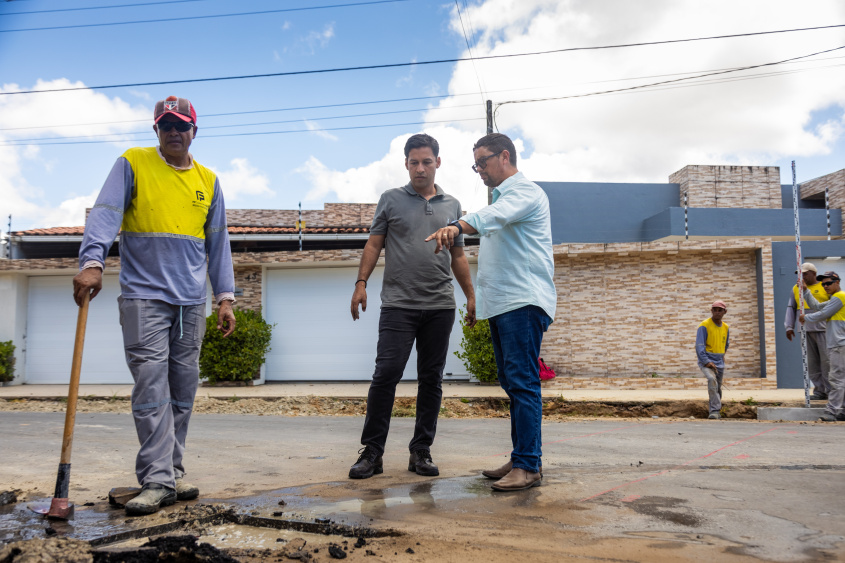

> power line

[
  {"left": 4, "top": 103, "right": 480, "bottom": 143},
  {"left": 1, "top": 0, "right": 207, "bottom": 15},
  {"left": 0, "top": 0, "right": 410, "bottom": 33},
  {"left": 2, "top": 52, "right": 840, "bottom": 135},
  {"left": 497, "top": 43, "right": 845, "bottom": 107},
  {"left": 0, "top": 117, "right": 485, "bottom": 146},
  {"left": 453, "top": 0, "right": 485, "bottom": 106},
  {"left": 4, "top": 23, "right": 845, "bottom": 95}
]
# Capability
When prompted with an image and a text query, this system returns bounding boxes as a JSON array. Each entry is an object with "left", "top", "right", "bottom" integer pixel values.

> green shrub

[
  {"left": 199, "top": 309, "right": 274, "bottom": 384},
  {"left": 0, "top": 341, "right": 15, "bottom": 383},
  {"left": 454, "top": 306, "right": 498, "bottom": 383}
]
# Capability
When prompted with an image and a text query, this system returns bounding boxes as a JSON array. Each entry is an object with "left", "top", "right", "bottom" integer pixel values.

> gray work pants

[
  {"left": 806, "top": 331, "right": 831, "bottom": 394},
  {"left": 826, "top": 345, "right": 845, "bottom": 416},
  {"left": 700, "top": 366, "right": 723, "bottom": 414},
  {"left": 118, "top": 297, "right": 207, "bottom": 488}
]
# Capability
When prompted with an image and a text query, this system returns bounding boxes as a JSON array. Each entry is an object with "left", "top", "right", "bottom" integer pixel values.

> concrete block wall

[{"left": 671, "top": 165, "right": 781, "bottom": 209}]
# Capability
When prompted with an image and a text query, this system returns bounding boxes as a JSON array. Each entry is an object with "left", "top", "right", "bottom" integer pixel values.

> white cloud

[
  {"left": 282, "top": 21, "right": 292, "bottom": 31},
  {"left": 211, "top": 158, "right": 274, "bottom": 201},
  {"left": 301, "top": 0, "right": 845, "bottom": 208},
  {"left": 300, "top": 23, "right": 335, "bottom": 54},
  {"left": 298, "top": 126, "right": 490, "bottom": 211},
  {"left": 0, "top": 80, "right": 150, "bottom": 228},
  {"left": 304, "top": 120, "right": 339, "bottom": 142},
  {"left": 396, "top": 60, "right": 417, "bottom": 87}
]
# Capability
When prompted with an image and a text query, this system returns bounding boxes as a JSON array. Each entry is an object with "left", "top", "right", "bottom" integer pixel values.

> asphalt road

[{"left": 1, "top": 413, "right": 844, "bottom": 562}]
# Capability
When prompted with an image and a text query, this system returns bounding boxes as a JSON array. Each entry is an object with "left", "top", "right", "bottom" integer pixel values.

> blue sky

[{"left": 2, "top": 0, "right": 845, "bottom": 231}]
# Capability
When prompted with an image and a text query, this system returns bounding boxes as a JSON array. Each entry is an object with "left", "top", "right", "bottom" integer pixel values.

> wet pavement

[{"left": 1, "top": 413, "right": 844, "bottom": 561}]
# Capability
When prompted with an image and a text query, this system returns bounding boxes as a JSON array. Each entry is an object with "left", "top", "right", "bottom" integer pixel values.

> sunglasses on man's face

[
  {"left": 157, "top": 120, "right": 194, "bottom": 133},
  {"left": 822, "top": 280, "right": 839, "bottom": 287}
]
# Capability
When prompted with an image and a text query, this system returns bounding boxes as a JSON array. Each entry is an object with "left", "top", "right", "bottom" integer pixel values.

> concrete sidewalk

[{"left": 0, "top": 381, "right": 808, "bottom": 403}]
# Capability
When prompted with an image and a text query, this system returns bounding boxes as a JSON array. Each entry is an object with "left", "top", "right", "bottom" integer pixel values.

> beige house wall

[{"left": 0, "top": 238, "right": 777, "bottom": 385}]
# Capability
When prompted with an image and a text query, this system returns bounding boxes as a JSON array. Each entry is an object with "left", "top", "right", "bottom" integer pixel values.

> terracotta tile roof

[{"left": 12, "top": 225, "right": 370, "bottom": 236}]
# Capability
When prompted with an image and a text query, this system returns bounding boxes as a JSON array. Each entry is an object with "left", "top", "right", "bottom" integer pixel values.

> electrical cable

[
  {"left": 454, "top": 0, "right": 486, "bottom": 106},
  {"left": 0, "top": 0, "right": 411, "bottom": 33},
  {"left": 0, "top": 117, "right": 485, "bottom": 146},
  {"left": 1, "top": 0, "right": 208, "bottom": 15},
  {"left": 4, "top": 103, "right": 480, "bottom": 143},
  {"left": 497, "top": 43, "right": 845, "bottom": 107},
  {"left": 4, "top": 23, "right": 845, "bottom": 94}
]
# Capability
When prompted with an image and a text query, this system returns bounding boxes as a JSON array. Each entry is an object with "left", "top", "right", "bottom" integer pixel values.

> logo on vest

[{"left": 196, "top": 191, "right": 205, "bottom": 202}]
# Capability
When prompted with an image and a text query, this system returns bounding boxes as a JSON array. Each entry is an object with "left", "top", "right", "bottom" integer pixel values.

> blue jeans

[{"left": 488, "top": 305, "right": 552, "bottom": 473}]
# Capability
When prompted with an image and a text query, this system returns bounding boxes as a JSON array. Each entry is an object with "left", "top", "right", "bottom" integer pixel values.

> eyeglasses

[
  {"left": 822, "top": 280, "right": 839, "bottom": 287},
  {"left": 472, "top": 150, "right": 503, "bottom": 173},
  {"left": 157, "top": 120, "right": 194, "bottom": 133}
]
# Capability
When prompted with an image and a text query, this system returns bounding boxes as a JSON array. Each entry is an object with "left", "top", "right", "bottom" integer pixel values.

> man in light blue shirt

[{"left": 427, "top": 133, "right": 556, "bottom": 491}]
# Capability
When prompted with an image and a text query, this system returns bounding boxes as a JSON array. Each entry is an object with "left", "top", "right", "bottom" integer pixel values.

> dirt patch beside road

[{"left": 0, "top": 396, "right": 767, "bottom": 419}]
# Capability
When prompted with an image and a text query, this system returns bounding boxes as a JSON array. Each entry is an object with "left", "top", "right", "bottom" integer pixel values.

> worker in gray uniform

[{"left": 800, "top": 271, "right": 845, "bottom": 422}]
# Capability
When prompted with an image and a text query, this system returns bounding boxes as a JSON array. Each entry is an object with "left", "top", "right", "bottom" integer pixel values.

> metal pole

[
  {"left": 825, "top": 182, "right": 831, "bottom": 240},
  {"left": 298, "top": 202, "right": 302, "bottom": 252},
  {"left": 6, "top": 215, "right": 11, "bottom": 259},
  {"left": 486, "top": 100, "right": 492, "bottom": 135},
  {"left": 792, "top": 161, "right": 811, "bottom": 408},
  {"left": 683, "top": 191, "right": 688, "bottom": 241}
]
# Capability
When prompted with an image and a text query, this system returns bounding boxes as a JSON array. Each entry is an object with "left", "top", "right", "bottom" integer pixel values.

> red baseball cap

[
  {"left": 154, "top": 95, "right": 197, "bottom": 124},
  {"left": 711, "top": 300, "right": 727, "bottom": 310}
]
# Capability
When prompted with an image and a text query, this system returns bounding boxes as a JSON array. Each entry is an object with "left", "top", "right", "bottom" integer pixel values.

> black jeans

[{"left": 360, "top": 307, "right": 456, "bottom": 455}]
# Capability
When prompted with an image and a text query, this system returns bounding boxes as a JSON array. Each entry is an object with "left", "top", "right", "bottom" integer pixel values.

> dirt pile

[
  {"left": 0, "top": 537, "right": 93, "bottom": 563},
  {"left": 0, "top": 396, "right": 762, "bottom": 419}
]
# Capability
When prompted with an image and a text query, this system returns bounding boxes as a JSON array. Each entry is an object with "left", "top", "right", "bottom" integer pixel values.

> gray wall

[
  {"left": 538, "top": 181, "right": 679, "bottom": 244},
  {"left": 772, "top": 240, "right": 845, "bottom": 388}
]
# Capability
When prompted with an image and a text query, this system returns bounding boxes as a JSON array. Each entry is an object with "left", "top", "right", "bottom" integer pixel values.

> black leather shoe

[
  {"left": 349, "top": 446, "right": 383, "bottom": 479},
  {"left": 810, "top": 392, "right": 828, "bottom": 400},
  {"left": 835, "top": 412, "right": 845, "bottom": 422},
  {"left": 408, "top": 449, "right": 439, "bottom": 476}
]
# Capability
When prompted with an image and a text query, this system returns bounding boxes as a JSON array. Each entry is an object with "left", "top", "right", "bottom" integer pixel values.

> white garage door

[
  {"left": 26, "top": 275, "right": 133, "bottom": 384},
  {"left": 264, "top": 266, "right": 473, "bottom": 381}
]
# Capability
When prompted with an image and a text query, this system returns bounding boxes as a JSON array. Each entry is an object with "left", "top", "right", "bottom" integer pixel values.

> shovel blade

[{"left": 28, "top": 499, "right": 75, "bottom": 519}]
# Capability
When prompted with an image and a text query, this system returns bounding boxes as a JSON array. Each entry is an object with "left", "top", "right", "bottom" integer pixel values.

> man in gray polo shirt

[{"left": 348, "top": 133, "right": 475, "bottom": 479}]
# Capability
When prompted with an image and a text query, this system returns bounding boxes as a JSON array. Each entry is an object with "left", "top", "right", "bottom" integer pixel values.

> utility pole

[
  {"left": 486, "top": 100, "right": 493, "bottom": 135},
  {"left": 486, "top": 100, "right": 493, "bottom": 205},
  {"left": 6, "top": 215, "right": 10, "bottom": 259}
]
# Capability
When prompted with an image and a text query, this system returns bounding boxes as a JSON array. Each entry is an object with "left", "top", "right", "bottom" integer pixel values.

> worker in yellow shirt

[
  {"left": 697, "top": 301, "right": 729, "bottom": 419},
  {"left": 785, "top": 263, "right": 830, "bottom": 400}
]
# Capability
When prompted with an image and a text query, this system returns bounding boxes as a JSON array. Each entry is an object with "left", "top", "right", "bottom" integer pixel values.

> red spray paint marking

[
  {"left": 579, "top": 426, "right": 781, "bottom": 502},
  {"left": 485, "top": 424, "right": 640, "bottom": 458},
  {"left": 734, "top": 454, "right": 750, "bottom": 459},
  {"left": 787, "top": 431, "right": 798, "bottom": 434},
  {"left": 620, "top": 495, "right": 641, "bottom": 503}
]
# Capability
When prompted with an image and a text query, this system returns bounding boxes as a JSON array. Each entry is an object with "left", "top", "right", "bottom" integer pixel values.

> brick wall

[
  {"left": 541, "top": 238, "right": 772, "bottom": 379},
  {"left": 225, "top": 204, "right": 378, "bottom": 227},
  {"left": 0, "top": 237, "right": 774, "bottom": 382},
  {"left": 801, "top": 169, "right": 845, "bottom": 213},
  {"left": 670, "top": 165, "right": 781, "bottom": 209}
]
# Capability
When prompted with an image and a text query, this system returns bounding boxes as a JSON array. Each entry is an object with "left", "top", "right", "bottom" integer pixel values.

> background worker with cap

[
  {"left": 696, "top": 301, "right": 730, "bottom": 419},
  {"left": 800, "top": 271, "right": 845, "bottom": 422},
  {"left": 73, "top": 95, "right": 236, "bottom": 514},
  {"left": 785, "top": 262, "right": 830, "bottom": 400}
]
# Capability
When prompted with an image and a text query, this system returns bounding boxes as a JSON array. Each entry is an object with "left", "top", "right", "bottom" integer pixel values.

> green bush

[
  {"left": 0, "top": 341, "right": 15, "bottom": 383},
  {"left": 454, "top": 307, "right": 498, "bottom": 383},
  {"left": 199, "top": 309, "right": 274, "bottom": 384}
]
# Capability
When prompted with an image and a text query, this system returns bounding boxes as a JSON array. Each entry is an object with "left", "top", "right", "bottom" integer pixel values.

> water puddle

[{"left": 0, "top": 475, "right": 494, "bottom": 546}]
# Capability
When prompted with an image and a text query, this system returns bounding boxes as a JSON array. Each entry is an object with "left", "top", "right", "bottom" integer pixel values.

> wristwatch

[{"left": 448, "top": 219, "right": 463, "bottom": 234}]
